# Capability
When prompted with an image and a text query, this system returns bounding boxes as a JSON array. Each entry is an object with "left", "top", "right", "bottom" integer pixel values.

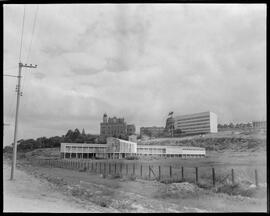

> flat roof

[
  {"left": 174, "top": 111, "right": 215, "bottom": 119},
  {"left": 61, "top": 143, "right": 107, "bottom": 148},
  {"left": 137, "top": 145, "right": 205, "bottom": 150},
  {"left": 107, "top": 138, "right": 137, "bottom": 145}
]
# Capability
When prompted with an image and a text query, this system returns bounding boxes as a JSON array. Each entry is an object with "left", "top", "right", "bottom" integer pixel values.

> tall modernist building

[
  {"left": 100, "top": 113, "right": 136, "bottom": 142},
  {"left": 167, "top": 111, "right": 217, "bottom": 136}
]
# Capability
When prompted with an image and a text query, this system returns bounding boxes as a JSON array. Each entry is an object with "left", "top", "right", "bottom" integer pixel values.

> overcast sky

[{"left": 3, "top": 4, "right": 266, "bottom": 146}]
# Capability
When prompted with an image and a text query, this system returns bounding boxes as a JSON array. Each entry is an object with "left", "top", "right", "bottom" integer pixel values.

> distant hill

[{"left": 138, "top": 131, "right": 266, "bottom": 152}]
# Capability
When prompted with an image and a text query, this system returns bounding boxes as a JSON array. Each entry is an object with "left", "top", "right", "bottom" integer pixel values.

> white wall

[{"left": 210, "top": 112, "right": 218, "bottom": 133}]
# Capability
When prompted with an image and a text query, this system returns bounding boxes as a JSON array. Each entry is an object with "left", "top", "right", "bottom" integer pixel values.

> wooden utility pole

[{"left": 10, "top": 62, "right": 37, "bottom": 180}]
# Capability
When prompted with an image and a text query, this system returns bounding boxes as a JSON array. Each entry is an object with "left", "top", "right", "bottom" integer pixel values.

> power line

[
  {"left": 3, "top": 74, "right": 20, "bottom": 78},
  {"left": 19, "top": 5, "right": 26, "bottom": 62},
  {"left": 26, "top": 5, "right": 39, "bottom": 62},
  {"left": 4, "top": 66, "right": 18, "bottom": 71}
]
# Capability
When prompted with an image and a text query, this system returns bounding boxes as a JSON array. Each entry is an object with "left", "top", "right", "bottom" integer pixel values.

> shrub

[{"left": 125, "top": 156, "right": 139, "bottom": 160}]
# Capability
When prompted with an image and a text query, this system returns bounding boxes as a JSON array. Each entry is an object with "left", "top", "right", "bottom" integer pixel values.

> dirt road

[
  {"left": 3, "top": 161, "right": 113, "bottom": 212},
  {"left": 3, "top": 157, "right": 267, "bottom": 212}
]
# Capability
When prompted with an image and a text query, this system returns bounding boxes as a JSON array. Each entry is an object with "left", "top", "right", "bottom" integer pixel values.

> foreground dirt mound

[
  {"left": 216, "top": 182, "right": 267, "bottom": 198},
  {"left": 153, "top": 182, "right": 205, "bottom": 199}
]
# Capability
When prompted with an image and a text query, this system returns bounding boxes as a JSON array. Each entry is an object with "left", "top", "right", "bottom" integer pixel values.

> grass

[{"left": 216, "top": 183, "right": 256, "bottom": 197}]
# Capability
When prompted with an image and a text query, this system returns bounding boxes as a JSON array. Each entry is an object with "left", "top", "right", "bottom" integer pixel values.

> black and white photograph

[{"left": 3, "top": 3, "right": 267, "bottom": 213}]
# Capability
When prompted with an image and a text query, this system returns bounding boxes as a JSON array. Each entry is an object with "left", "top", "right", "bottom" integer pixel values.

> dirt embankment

[
  {"left": 139, "top": 135, "right": 266, "bottom": 152},
  {"left": 3, "top": 160, "right": 110, "bottom": 213},
  {"left": 4, "top": 155, "right": 267, "bottom": 213}
]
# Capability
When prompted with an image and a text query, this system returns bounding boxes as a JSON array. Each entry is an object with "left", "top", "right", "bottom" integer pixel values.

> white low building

[
  {"left": 106, "top": 137, "right": 137, "bottom": 159},
  {"left": 60, "top": 143, "right": 107, "bottom": 159},
  {"left": 60, "top": 139, "right": 205, "bottom": 159},
  {"left": 137, "top": 145, "right": 205, "bottom": 158}
]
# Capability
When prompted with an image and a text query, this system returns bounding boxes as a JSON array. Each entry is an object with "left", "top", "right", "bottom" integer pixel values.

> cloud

[{"left": 3, "top": 4, "right": 266, "bottom": 146}]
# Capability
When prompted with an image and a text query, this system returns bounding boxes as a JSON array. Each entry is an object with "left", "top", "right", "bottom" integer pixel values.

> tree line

[
  {"left": 218, "top": 122, "right": 253, "bottom": 129},
  {"left": 3, "top": 128, "right": 99, "bottom": 153}
]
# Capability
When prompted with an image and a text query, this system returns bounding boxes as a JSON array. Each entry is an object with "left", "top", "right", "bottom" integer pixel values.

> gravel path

[{"left": 3, "top": 161, "right": 110, "bottom": 212}]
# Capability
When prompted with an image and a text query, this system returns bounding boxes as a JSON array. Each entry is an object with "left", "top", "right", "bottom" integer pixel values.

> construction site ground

[{"left": 3, "top": 153, "right": 267, "bottom": 213}]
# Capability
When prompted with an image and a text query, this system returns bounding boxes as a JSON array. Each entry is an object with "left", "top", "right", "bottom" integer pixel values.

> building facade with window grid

[{"left": 173, "top": 111, "right": 217, "bottom": 136}]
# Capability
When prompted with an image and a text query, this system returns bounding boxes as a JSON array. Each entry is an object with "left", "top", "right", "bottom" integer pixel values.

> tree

[
  {"left": 82, "top": 128, "right": 86, "bottom": 136},
  {"left": 17, "top": 139, "right": 37, "bottom": 151}
]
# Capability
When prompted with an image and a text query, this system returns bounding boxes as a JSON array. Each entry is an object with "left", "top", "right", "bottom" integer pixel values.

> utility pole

[{"left": 10, "top": 62, "right": 37, "bottom": 180}]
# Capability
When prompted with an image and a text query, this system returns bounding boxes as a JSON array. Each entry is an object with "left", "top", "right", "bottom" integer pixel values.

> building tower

[{"left": 103, "top": 113, "right": 108, "bottom": 123}]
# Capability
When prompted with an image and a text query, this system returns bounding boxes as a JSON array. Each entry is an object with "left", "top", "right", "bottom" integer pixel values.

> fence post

[
  {"left": 126, "top": 164, "right": 128, "bottom": 175},
  {"left": 109, "top": 163, "right": 111, "bottom": 174},
  {"left": 170, "top": 166, "right": 172, "bottom": 178},
  {"left": 231, "top": 169, "right": 235, "bottom": 185},
  {"left": 212, "top": 167, "right": 215, "bottom": 186},
  {"left": 195, "top": 167, "right": 198, "bottom": 184},
  {"left": 149, "top": 165, "right": 151, "bottom": 179},
  {"left": 104, "top": 163, "right": 107, "bottom": 175},
  {"left": 115, "top": 163, "right": 117, "bottom": 174},
  {"left": 182, "top": 166, "right": 184, "bottom": 181},
  {"left": 159, "top": 166, "right": 161, "bottom": 180},
  {"left": 100, "top": 162, "right": 101, "bottom": 173},
  {"left": 255, "top": 169, "right": 259, "bottom": 187},
  {"left": 120, "top": 163, "right": 122, "bottom": 175},
  {"left": 141, "top": 165, "right": 143, "bottom": 177},
  {"left": 133, "top": 163, "right": 135, "bottom": 176}
]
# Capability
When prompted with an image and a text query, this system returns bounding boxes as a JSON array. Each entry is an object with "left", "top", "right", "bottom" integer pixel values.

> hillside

[{"left": 138, "top": 131, "right": 266, "bottom": 152}]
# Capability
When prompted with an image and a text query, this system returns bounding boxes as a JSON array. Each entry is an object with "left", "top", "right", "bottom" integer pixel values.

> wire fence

[{"left": 28, "top": 158, "right": 265, "bottom": 189}]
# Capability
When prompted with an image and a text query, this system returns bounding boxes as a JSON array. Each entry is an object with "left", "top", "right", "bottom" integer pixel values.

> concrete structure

[
  {"left": 169, "top": 111, "right": 217, "bottom": 136},
  {"left": 164, "top": 117, "right": 175, "bottom": 136},
  {"left": 140, "top": 126, "right": 165, "bottom": 138},
  {"left": 252, "top": 121, "right": 266, "bottom": 130},
  {"left": 61, "top": 138, "right": 137, "bottom": 159},
  {"left": 60, "top": 139, "right": 205, "bottom": 159},
  {"left": 137, "top": 145, "right": 205, "bottom": 158},
  {"left": 100, "top": 113, "right": 136, "bottom": 142},
  {"left": 106, "top": 137, "right": 137, "bottom": 159},
  {"left": 60, "top": 143, "right": 107, "bottom": 159}
]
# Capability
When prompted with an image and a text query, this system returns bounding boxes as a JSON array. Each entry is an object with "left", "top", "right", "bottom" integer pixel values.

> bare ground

[
  {"left": 3, "top": 155, "right": 267, "bottom": 213},
  {"left": 3, "top": 160, "right": 116, "bottom": 213}
]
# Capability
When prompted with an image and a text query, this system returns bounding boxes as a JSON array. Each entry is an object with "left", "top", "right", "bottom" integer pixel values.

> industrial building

[
  {"left": 60, "top": 137, "right": 205, "bottom": 159},
  {"left": 168, "top": 111, "right": 218, "bottom": 136}
]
